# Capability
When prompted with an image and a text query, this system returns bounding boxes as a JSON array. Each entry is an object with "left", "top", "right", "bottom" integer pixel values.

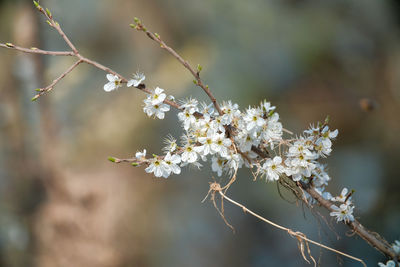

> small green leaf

[
  {"left": 197, "top": 64, "right": 202, "bottom": 72},
  {"left": 129, "top": 23, "right": 136, "bottom": 28},
  {"left": 5, "top": 43, "right": 14, "bottom": 47},
  {"left": 35, "top": 88, "right": 41, "bottom": 92},
  {"left": 45, "top": 8, "right": 52, "bottom": 18},
  {"left": 134, "top": 17, "right": 140, "bottom": 23},
  {"left": 193, "top": 80, "right": 198, "bottom": 85},
  {"left": 46, "top": 20, "right": 52, "bottom": 26},
  {"left": 33, "top": 0, "right": 39, "bottom": 7},
  {"left": 131, "top": 162, "right": 139, "bottom": 166},
  {"left": 108, "top": 157, "right": 116, "bottom": 163},
  {"left": 31, "top": 95, "right": 39, "bottom": 101},
  {"left": 154, "top": 33, "right": 160, "bottom": 39}
]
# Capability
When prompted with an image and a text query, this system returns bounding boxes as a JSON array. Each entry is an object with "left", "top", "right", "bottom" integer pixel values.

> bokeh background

[{"left": 0, "top": 0, "right": 400, "bottom": 266}]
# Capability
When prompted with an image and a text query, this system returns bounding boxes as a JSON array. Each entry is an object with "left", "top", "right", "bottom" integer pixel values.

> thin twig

[
  {"left": 0, "top": 43, "right": 74, "bottom": 56},
  {"left": 132, "top": 22, "right": 223, "bottom": 116},
  {"left": 33, "top": 59, "right": 82, "bottom": 99}
]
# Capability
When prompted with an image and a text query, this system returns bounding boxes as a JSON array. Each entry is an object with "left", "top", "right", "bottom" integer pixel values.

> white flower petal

[{"left": 104, "top": 82, "right": 115, "bottom": 92}]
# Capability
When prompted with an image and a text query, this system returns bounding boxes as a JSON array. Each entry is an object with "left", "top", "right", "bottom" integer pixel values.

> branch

[
  {"left": 0, "top": 43, "right": 74, "bottom": 56},
  {"left": 1, "top": 2, "right": 182, "bottom": 111},
  {"left": 207, "top": 182, "right": 367, "bottom": 267},
  {"left": 302, "top": 184, "right": 397, "bottom": 259},
  {"left": 32, "top": 59, "right": 82, "bottom": 100},
  {"left": 131, "top": 19, "right": 223, "bottom": 116}
]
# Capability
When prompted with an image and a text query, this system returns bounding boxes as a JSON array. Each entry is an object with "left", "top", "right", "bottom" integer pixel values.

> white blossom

[
  {"left": 330, "top": 203, "right": 355, "bottom": 223},
  {"left": 378, "top": 260, "right": 397, "bottom": 267},
  {"left": 181, "top": 143, "right": 198, "bottom": 163},
  {"left": 143, "top": 98, "right": 170, "bottom": 119},
  {"left": 260, "top": 156, "right": 284, "bottom": 182},
  {"left": 260, "top": 100, "right": 275, "bottom": 114},
  {"left": 163, "top": 135, "right": 178, "bottom": 153},
  {"left": 392, "top": 240, "right": 400, "bottom": 255},
  {"left": 200, "top": 102, "right": 216, "bottom": 120},
  {"left": 195, "top": 131, "right": 215, "bottom": 156},
  {"left": 221, "top": 101, "right": 240, "bottom": 125},
  {"left": 135, "top": 149, "right": 146, "bottom": 159},
  {"left": 244, "top": 107, "right": 265, "bottom": 132},
  {"left": 211, "top": 156, "right": 225, "bottom": 177},
  {"left": 127, "top": 71, "right": 145, "bottom": 87},
  {"left": 103, "top": 74, "right": 122, "bottom": 92},
  {"left": 312, "top": 163, "right": 331, "bottom": 187},
  {"left": 145, "top": 157, "right": 169, "bottom": 178},
  {"left": 149, "top": 87, "right": 167, "bottom": 105},
  {"left": 178, "top": 108, "right": 197, "bottom": 131},
  {"left": 262, "top": 112, "right": 283, "bottom": 148},
  {"left": 179, "top": 97, "right": 199, "bottom": 114},
  {"left": 164, "top": 152, "right": 181, "bottom": 175},
  {"left": 331, "top": 188, "right": 351, "bottom": 203},
  {"left": 211, "top": 132, "right": 232, "bottom": 157}
]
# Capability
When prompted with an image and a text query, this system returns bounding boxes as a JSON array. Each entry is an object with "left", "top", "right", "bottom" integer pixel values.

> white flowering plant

[{"left": 1, "top": 2, "right": 399, "bottom": 266}]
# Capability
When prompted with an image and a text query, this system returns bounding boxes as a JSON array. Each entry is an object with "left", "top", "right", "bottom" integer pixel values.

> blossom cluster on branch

[{"left": 103, "top": 72, "right": 357, "bottom": 224}]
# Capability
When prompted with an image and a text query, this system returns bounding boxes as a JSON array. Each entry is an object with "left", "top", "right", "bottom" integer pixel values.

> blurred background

[{"left": 0, "top": 0, "right": 400, "bottom": 266}]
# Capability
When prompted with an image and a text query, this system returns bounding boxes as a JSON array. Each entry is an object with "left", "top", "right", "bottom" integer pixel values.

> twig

[
  {"left": 132, "top": 20, "right": 223, "bottom": 116},
  {"left": 0, "top": 43, "right": 74, "bottom": 56},
  {"left": 0, "top": 3, "right": 182, "bottom": 111},
  {"left": 33, "top": 59, "right": 82, "bottom": 100},
  {"left": 208, "top": 182, "right": 367, "bottom": 267},
  {"left": 302, "top": 183, "right": 397, "bottom": 259}
]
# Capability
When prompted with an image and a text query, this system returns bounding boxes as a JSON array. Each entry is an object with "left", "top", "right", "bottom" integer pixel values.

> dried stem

[
  {"left": 209, "top": 182, "right": 367, "bottom": 267},
  {"left": 302, "top": 183, "right": 397, "bottom": 259}
]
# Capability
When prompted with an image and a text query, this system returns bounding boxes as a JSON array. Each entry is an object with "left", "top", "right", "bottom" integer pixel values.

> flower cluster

[
  {"left": 329, "top": 188, "right": 355, "bottom": 223},
  {"left": 104, "top": 71, "right": 145, "bottom": 92},
  {"left": 107, "top": 72, "right": 357, "bottom": 224},
  {"left": 143, "top": 87, "right": 171, "bottom": 119}
]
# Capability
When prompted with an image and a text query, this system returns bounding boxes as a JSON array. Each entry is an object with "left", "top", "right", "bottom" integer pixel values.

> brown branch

[
  {"left": 208, "top": 183, "right": 367, "bottom": 267},
  {"left": 33, "top": 59, "right": 82, "bottom": 100},
  {"left": 132, "top": 21, "right": 223, "bottom": 116},
  {"left": 0, "top": 43, "right": 74, "bottom": 56},
  {"left": 34, "top": 3, "right": 78, "bottom": 54},
  {"left": 1, "top": 3, "right": 183, "bottom": 110},
  {"left": 302, "top": 183, "right": 397, "bottom": 260}
]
